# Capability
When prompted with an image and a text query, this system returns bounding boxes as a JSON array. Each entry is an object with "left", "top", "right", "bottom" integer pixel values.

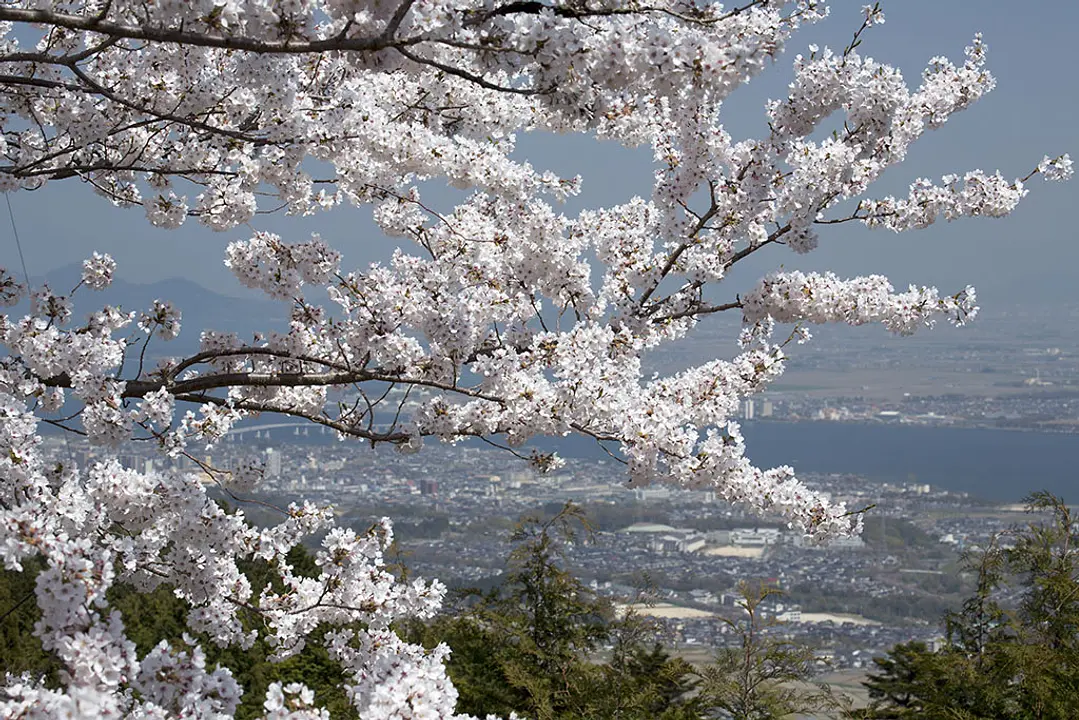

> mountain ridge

[{"left": 39, "top": 264, "right": 287, "bottom": 353}]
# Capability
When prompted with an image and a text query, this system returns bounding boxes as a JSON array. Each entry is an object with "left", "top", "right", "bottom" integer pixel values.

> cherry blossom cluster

[
  {"left": 0, "top": 1, "right": 1070, "bottom": 717},
  {"left": 0, "top": 0, "right": 823, "bottom": 226},
  {"left": 0, "top": 428, "right": 470, "bottom": 718},
  {"left": 225, "top": 233, "right": 342, "bottom": 300},
  {"left": 742, "top": 271, "right": 978, "bottom": 334}
]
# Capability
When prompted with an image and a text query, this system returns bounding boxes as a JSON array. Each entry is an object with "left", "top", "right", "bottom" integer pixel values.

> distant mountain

[{"left": 40, "top": 264, "right": 287, "bottom": 354}]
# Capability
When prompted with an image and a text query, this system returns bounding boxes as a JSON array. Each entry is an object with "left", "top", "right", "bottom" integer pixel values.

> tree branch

[
  {"left": 0, "top": 7, "right": 403, "bottom": 55},
  {"left": 395, "top": 46, "right": 545, "bottom": 95}
]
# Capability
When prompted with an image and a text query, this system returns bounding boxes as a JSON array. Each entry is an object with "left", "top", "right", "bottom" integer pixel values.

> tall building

[
  {"left": 265, "top": 448, "right": 282, "bottom": 478},
  {"left": 742, "top": 399, "right": 755, "bottom": 420}
]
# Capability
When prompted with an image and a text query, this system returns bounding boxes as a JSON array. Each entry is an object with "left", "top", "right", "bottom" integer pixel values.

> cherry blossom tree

[{"left": 0, "top": 0, "right": 1070, "bottom": 716}]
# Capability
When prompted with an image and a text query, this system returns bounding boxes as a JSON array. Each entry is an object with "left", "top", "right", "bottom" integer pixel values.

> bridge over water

[{"left": 225, "top": 422, "right": 330, "bottom": 439}]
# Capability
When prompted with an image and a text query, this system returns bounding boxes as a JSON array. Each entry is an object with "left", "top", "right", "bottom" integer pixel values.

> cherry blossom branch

[
  {"left": 475, "top": 0, "right": 770, "bottom": 26},
  {"left": 0, "top": 7, "right": 409, "bottom": 54},
  {"left": 652, "top": 299, "right": 743, "bottom": 323},
  {"left": 394, "top": 46, "right": 547, "bottom": 95}
]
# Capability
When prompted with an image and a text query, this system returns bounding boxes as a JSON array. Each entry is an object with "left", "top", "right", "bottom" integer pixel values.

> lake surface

[
  {"left": 543, "top": 422, "right": 1079, "bottom": 503},
  {"left": 738, "top": 421, "right": 1079, "bottom": 502}
]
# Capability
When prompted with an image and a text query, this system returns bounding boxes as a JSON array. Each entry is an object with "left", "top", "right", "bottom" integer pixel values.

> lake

[
  {"left": 739, "top": 421, "right": 1079, "bottom": 502},
  {"left": 542, "top": 421, "right": 1079, "bottom": 503}
]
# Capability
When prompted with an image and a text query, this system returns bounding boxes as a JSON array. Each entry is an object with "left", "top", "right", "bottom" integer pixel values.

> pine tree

[
  {"left": 697, "top": 580, "right": 838, "bottom": 720},
  {"left": 865, "top": 493, "right": 1079, "bottom": 720}
]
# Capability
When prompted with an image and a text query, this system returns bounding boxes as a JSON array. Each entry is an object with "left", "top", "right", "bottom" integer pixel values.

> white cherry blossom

[{"left": 81, "top": 252, "right": 117, "bottom": 290}]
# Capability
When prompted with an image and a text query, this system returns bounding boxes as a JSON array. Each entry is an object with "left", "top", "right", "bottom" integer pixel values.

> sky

[{"left": 3, "top": 1, "right": 1076, "bottom": 313}]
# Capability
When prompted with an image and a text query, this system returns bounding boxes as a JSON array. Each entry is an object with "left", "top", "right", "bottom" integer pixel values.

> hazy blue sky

[{"left": 4, "top": 1, "right": 1076, "bottom": 311}]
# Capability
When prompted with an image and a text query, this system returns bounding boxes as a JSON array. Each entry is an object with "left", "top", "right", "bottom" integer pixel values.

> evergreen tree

[
  {"left": 405, "top": 503, "right": 701, "bottom": 720},
  {"left": 0, "top": 555, "right": 61, "bottom": 684},
  {"left": 865, "top": 493, "right": 1079, "bottom": 720},
  {"left": 696, "top": 580, "right": 838, "bottom": 720}
]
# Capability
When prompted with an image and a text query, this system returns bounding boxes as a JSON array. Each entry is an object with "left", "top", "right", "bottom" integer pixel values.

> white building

[
  {"left": 730, "top": 528, "right": 782, "bottom": 547},
  {"left": 742, "top": 399, "right": 755, "bottom": 420},
  {"left": 681, "top": 535, "right": 708, "bottom": 553},
  {"left": 793, "top": 534, "right": 866, "bottom": 550},
  {"left": 634, "top": 487, "right": 671, "bottom": 502},
  {"left": 265, "top": 448, "right": 282, "bottom": 478}
]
